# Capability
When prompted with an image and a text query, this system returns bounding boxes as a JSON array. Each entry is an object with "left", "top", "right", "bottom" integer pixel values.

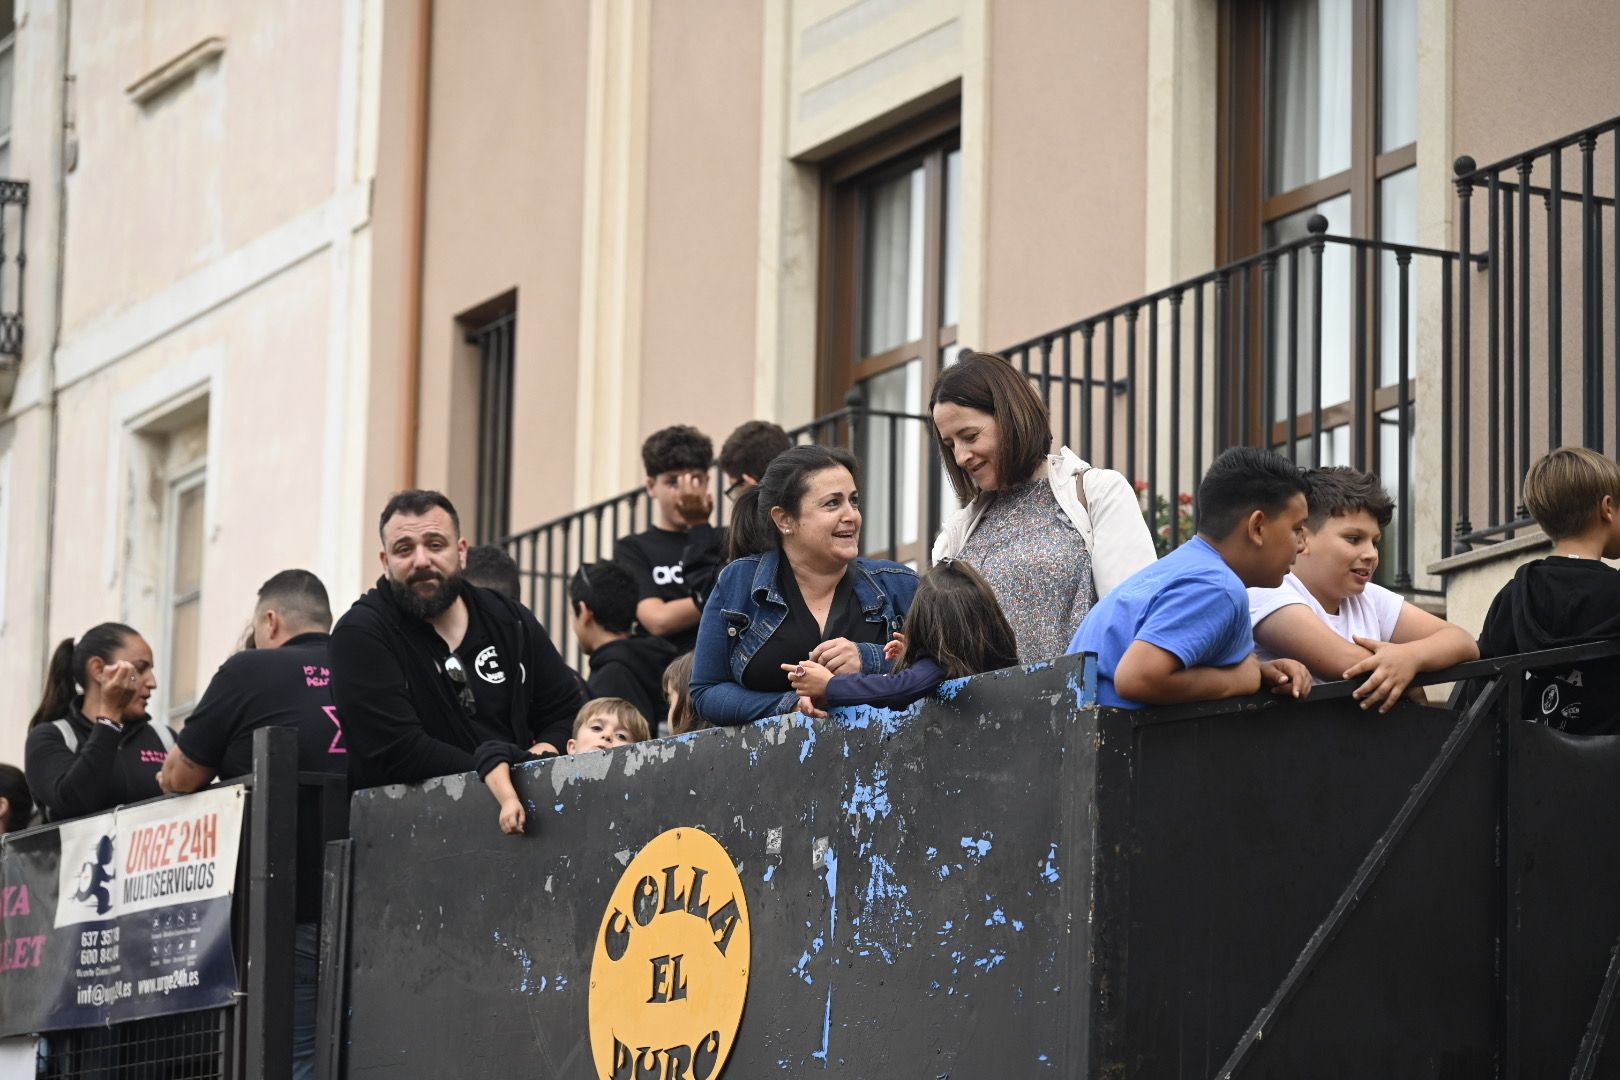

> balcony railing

[
  {"left": 504, "top": 222, "right": 1461, "bottom": 665},
  {"left": 0, "top": 178, "right": 26, "bottom": 358},
  {"left": 1448, "top": 114, "right": 1619, "bottom": 553}
]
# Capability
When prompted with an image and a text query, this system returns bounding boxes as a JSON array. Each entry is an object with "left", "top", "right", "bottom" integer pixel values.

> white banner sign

[{"left": 54, "top": 786, "right": 245, "bottom": 930}]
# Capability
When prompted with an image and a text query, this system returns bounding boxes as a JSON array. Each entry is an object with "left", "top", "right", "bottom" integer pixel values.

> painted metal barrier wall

[{"left": 336, "top": 651, "right": 1620, "bottom": 1078}]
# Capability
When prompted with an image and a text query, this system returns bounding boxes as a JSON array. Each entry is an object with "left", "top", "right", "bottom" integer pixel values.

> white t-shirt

[{"left": 1247, "top": 572, "right": 1406, "bottom": 661}]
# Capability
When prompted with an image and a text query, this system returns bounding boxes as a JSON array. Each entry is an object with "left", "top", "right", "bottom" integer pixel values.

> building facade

[{"left": 0, "top": 0, "right": 1615, "bottom": 757}]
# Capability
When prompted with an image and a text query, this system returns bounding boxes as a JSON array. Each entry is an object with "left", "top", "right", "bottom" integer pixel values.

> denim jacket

[{"left": 690, "top": 550, "right": 919, "bottom": 727}]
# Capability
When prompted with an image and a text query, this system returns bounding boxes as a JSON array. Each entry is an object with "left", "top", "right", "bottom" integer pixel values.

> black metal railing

[
  {"left": 507, "top": 226, "right": 1464, "bottom": 661},
  {"left": 0, "top": 178, "right": 27, "bottom": 358},
  {"left": 1448, "top": 114, "right": 1619, "bottom": 553},
  {"left": 1000, "top": 220, "right": 1469, "bottom": 592}
]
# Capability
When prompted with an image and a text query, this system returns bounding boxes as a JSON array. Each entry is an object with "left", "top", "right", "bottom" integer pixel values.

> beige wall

[
  {"left": 637, "top": 0, "right": 765, "bottom": 460},
  {"left": 980, "top": 0, "right": 1151, "bottom": 349},
  {"left": 410, "top": 0, "right": 590, "bottom": 533}
]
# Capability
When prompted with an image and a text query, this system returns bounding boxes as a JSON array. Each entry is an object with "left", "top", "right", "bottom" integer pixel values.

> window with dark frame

[
  {"left": 819, "top": 106, "right": 961, "bottom": 562},
  {"left": 468, "top": 309, "right": 516, "bottom": 544},
  {"left": 1221, "top": 0, "right": 1417, "bottom": 578}
]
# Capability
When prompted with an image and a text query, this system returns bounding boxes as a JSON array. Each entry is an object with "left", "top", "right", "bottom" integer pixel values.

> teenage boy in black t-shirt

[
  {"left": 156, "top": 567, "right": 344, "bottom": 1080},
  {"left": 613, "top": 425, "right": 717, "bottom": 653},
  {"left": 1479, "top": 447, "right": 1620, "bottom": 735},
  {"left": 330, "top": 489, "right": 583, "bottom": 790}
]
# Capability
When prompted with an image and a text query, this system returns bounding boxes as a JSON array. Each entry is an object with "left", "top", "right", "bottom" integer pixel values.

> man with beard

[{"left": 330, "top": 490, "right": 583, "bottom": 788}]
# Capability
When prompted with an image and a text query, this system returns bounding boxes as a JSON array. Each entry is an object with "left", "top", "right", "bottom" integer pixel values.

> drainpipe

[
  {"left": 401, "top": 0, "right": 432, "bottom": 487},
  {"left": 38, "top": 0, "right": 72, "bottom": 674}
]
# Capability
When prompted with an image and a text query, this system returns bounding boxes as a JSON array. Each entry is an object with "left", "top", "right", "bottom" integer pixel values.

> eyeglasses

[
  {"left": 724, "top": 478, "right": 748, "bottom": 501},
  {"left": 443, "top": 655, "right": 477, "bottom": 718}
]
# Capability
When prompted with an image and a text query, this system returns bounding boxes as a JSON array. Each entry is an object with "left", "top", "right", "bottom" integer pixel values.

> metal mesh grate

[{"left": 36, "top": 1008, "right": 230, "bottom": 1079}]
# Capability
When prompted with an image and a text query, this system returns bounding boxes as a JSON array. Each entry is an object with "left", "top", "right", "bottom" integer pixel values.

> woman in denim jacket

[{"left": 691, "top": 445, "right": 919, "bottom": 726}]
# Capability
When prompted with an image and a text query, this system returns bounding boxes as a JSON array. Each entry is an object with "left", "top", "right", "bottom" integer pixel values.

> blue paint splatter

[
  {"left": 937, "top": 920, "right": 954, "bottom": 934},
  {"left": 811, "top": 986, "right": 833, "bottom": 1065},
  {"left": 1012, "top": 919, "right": 1025, "bottom": 932},
  {"left": 798, "top": 722, "right": 818, "bottom": 763},
  {"left": 1040, "top": 842, "right": 1062, "bottom": 883},
  {"left": 973, "top": 948, "right": 1007, "bottom": 972},
  {"left": 791, "top": 951, "right": 814, "bottom": 985},
  {"left": 960, "top": 835, "right": 992, "bottom": 860},
  {"left": 553, "top": 803, "right": 564, "bottom": 813},
  {"left": 935, "top": 676, "right": 968, "bottom": 701},
  {"left": 845, "top": 771, "right": 892, "bottom": 823},
  {"left": 985, "top": 907, "right": 1007, "bottom": 927},
  {"left": 763, "top": 864, "right": 776, "bottom": 882},
  {"left": 925, "top": 847, "right": 938, "bottom": 860}
]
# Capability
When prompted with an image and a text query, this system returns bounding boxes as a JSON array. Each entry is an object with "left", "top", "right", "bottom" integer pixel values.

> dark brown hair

[
  {"left": 928, "top": 350, "right": 1052, "bottom": 505},
  {"left": 27, "top": 623, "right": 141, "bottom": 730},
  {"left": 662, "top": 651, "right": 706, "bottom": 736},
  {"left": 1303, "top": 466, "right": 1396, "bottom": 530},
  {"left": 0, "top": 764, "right": 32, "bottom": 833},
  {"left": 753, "top": 445, "right": 861, "bottom": 550},
  {"left": 719, "top": 420, "right": 791, "bottom": 484},
  {"left": 898, "top": 560, "right": 1019, "bottom": 680},
  {"left": 378, "top": 489, "right": 460, "bottom": 542}
]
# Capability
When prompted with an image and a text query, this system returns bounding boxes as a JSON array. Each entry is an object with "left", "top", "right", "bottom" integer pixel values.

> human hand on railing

[
  {"left": 796, "top": 695, "right": 829, "bottom": 720},
  {"left": 1259, "top": 657, "right": 1312, "bottom": 699},
  {"left": 673, "top": 472, "right": 714, "bottom": 526},
  {"left": 883, "top": 632, "right": 906, "bottom": 664},
  {"left": 1345, "top": 637, "right": 1422, "bottom": 713},
  {"left": 528, "top": 741, "right": 560, "bottom": 757},
  {"left": 782, "top": 660, "right": 833, "bottom": 699},
  {"left": 809, "top": 638, "right": 861, "bottom": 675}
]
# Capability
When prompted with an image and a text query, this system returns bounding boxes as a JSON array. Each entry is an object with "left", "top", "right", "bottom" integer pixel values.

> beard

[{"left": 389, "top": 567, "right": 464, "bottom": 621}]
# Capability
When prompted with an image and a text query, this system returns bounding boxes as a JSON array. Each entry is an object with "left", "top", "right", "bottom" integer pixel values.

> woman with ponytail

[{"left": 23, "top": 623, "right": 172, "bottom": 822}]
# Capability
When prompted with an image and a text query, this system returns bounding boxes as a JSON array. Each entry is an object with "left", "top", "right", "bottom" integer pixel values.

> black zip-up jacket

[
  {"left": 24, "top": 701, "right": 174, "bottom": 822},
  {"left": 587, "top": 634, "right": 679, "bottom": 732},
  {"left": 330, "top": 578, "right": 584, "bottom": 788}
]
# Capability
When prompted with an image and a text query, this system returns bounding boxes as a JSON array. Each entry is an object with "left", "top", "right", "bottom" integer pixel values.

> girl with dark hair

[
  {"left": 23, "top": 623, "right": 174, "bottom": 822},
  {"left": 930, "top": 351, "right": 1157, "bottom": 663},
  {"left": 0, "top": 764, "right": 32, "bottom": 834},
  {"left": 690, "top": 445, "right": 919, "bottom": 726},
  {"left": 783, "top": 559, "right": 1018, "bottom": 713}
]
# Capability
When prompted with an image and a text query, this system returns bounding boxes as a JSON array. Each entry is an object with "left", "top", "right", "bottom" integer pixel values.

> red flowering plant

[{"left": 1135, "top": 480, "right": 1196, "bottom": 558}]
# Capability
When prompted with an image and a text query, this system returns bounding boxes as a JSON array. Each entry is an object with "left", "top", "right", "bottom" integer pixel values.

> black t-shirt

[
  {"left": 178, "top": 634, "right": 346, "bottom": 778},
  {"left": 614, "top": 527, "right": 699, "bottom": 653},
  {"left": 741, "top": 565, "right": 886, "bottom": 693},
  {"left": 177, "top": 633, "right": 347, "bottom": 922}
]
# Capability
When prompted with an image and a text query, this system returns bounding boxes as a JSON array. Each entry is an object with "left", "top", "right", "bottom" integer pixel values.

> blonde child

[
  {"left": 784, "top": 560, "right": 1018, "bottom": 715},
  {"left": 476, "top": 697, "right": 649, "bottom": 835}
]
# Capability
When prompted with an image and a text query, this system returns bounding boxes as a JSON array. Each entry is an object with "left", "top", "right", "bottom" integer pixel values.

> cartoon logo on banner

[{"left": 589, "top": 828, "right": 750, "bottom": 1080}]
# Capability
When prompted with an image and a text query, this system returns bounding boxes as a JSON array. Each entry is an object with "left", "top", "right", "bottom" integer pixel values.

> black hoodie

[
  {"left": 587, "top": 634, "right": 679, "bottom": 733},
  {"left": 24, "top": 701, "right": 175, "bottom": 822},
  {"left": 1478, "top": 557, "right": 1620, "bottom": 735},
  {"left": 330, "top": 578, "right": 584, "bottom": 788}
]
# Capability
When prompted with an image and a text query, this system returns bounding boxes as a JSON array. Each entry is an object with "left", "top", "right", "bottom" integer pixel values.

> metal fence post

[{"left": 246, "top": 726, "right": 299, "bottom": 1080}]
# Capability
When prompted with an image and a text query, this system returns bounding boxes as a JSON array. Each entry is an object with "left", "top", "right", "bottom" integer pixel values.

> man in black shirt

[
  {"left": 570, "top": 561, "right": 677, "bottom": 732},
  {"left": 331, "top": 489, "right": 583, "bottom": 789},
  {"left": 614, "top": 425, "right": 719, "bottom": 652},
  {"left": 156, "top": 568, "right": 343, "bottom": 1080}
]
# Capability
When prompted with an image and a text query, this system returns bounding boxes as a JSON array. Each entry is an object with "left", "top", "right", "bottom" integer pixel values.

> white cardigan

[{"left": 930, "top": 447, "right": 1159, "bottom": 599}]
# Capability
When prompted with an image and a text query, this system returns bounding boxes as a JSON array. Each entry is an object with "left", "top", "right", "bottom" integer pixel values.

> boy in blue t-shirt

[{"left": 1068, "top": 447, "right": 1313, "bottom": 709}]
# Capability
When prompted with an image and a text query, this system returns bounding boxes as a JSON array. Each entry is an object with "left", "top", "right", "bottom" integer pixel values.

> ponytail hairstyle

[
  {"left": 897, "top": 560, "right": 1018, "bottom": 680},
  {"left": 752, "top": 445, "right": 861, "bottom": 550},
  {"left": 726, "top": 487, "right": 778, "bottom": 561},
  {"left": 27, "top": 623, "right": 140, "bottom": 730},
  {"left": 0, "top": 764, "right": 32, "bottom": 834}
]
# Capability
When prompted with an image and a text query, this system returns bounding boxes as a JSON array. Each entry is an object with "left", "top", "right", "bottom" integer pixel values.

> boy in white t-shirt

[{"left": 1248, "top": 467, "right": 1478, "bottom": 712}]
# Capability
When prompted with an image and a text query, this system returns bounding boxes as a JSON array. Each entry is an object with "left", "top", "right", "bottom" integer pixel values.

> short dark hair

[
  {"left": 257, "top": 569, "right": 333, "bottom": 631},
  {"left": 379, "top": 489, "right": 460, "bottom": 542},
  {"left": 1195, "top": 447, "right": 1309, "bottom": 540},
  {"left": 929, "top": 351, "right": 1053, "bottom": 504},
  {"left": 641, "top": 425, "right": 713, "bottom": 478},
  {"left": 0, "top": 763, "right": 33, "bottom": 833},
  {"left": 719, "top": 421, "right": 792, "bottom": 484},
  {"left": 753, "top": 445, "right": 860, "bottom": 550},
  {"left": 465, "top": 545, "right": 521, "bottom": 600},
  {"left": 570, "top": 561, "right": 640, "bottom": 634},
  {"left": 1303, "top": 467, "right": 1395, "bottom": 530}
]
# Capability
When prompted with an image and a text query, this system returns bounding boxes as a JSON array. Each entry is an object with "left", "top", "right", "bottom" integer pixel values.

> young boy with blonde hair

[
  {"left": 1478, "top": 447, "right": 1620, "bottom": 734},
  {"left": 1248, "top": 467, "right": 1478, "bottom": 712},
  {"left": 476, "top": 698, "right": 650, "bottom": 835}
]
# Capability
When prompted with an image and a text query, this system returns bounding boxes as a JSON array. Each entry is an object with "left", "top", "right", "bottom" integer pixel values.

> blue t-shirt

[{"left": 1067, "top": 536, "right": 1254, "bottom": 709}]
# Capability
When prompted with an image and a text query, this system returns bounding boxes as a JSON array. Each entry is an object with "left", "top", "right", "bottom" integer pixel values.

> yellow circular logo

[{"left": 589, "top": 828, "right": 751, "bottom": 1080}]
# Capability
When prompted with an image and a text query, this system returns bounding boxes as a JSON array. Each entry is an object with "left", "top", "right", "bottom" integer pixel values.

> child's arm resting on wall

[
  {"left": 1345, "top": 604, "right": 1481, "bottom": 713},
  {"left": 1114, "top": 642, "right": 1265, "bottom": 705},
  {"left": 474, "top": 742, "right": 532, "bottom": 836}
]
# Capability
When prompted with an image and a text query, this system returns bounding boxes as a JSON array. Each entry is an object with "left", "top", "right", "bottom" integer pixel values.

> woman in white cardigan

[{"left": 930, "top": 351, "right": 1158, "bottom": 663}]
